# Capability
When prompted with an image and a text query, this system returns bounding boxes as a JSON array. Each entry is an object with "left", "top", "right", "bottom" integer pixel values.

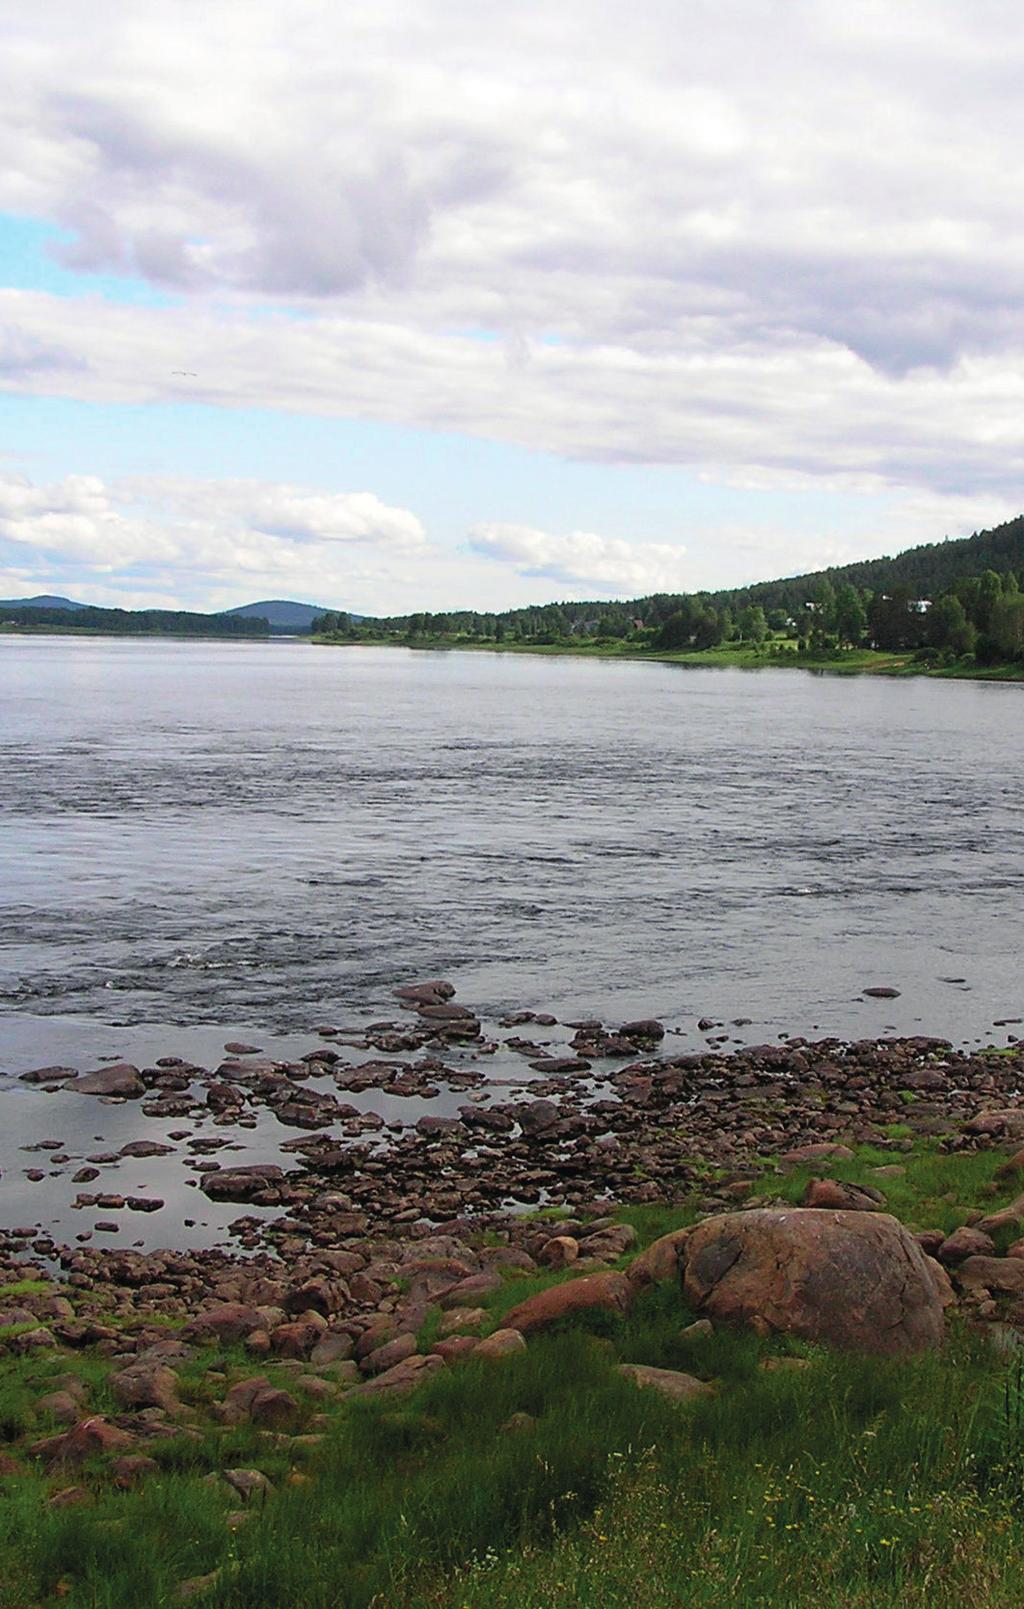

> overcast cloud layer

[{"left": 1, "top": 0, "right": 1023, "bottom": 608}]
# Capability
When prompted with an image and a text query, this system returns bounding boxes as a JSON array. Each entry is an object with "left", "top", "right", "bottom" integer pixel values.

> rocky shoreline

[{"left": 4, "top": 980, "right": 1024, "bottom": 1355}]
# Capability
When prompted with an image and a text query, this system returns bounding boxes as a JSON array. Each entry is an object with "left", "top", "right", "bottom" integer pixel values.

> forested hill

[
  {"left": 0, "top": 605, "right": 269, "bottom": 637},
  {"left": 718, "top": 514, "right": 1024, "bottom": 616}
]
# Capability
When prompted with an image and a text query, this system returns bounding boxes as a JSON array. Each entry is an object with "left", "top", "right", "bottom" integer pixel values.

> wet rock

[
  {"left": 620, "top": 1020, "right": 666, "bottom": 1042},
  {"left": 74, "top": 1064, "right": 145, "bottom": 1098},
  {"left": 393, "top": 980, "right": 456, "bottom": 1005},
  {"left": 863, "top": 987, "right": 901, "bottom": 999},
  {"left": 18, "top": 1066, "right": 78, "bottom": 1084},
  {"left": 516, "top": 1100, "right": 561, "bottom": 1137}
]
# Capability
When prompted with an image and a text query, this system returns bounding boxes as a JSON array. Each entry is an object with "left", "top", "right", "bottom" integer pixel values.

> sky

[{"left": 1, "top": 1, "right": 1023, "bottom": 615}]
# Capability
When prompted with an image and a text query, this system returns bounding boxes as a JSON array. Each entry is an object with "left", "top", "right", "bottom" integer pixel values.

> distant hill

[
  {"left": 221, "top": 599, "right": 342, "bottom": 632},
  {"left": 0, "top": 594, "right": 87, "bottom": 611}
]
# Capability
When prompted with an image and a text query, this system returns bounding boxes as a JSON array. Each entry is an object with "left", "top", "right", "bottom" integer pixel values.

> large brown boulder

[
  {"left": 502, "top": 1272, "right": 633, "bottom": 1336},
  {"left": 681, "top": 1209, "right": 948, "bottom": 1356}
]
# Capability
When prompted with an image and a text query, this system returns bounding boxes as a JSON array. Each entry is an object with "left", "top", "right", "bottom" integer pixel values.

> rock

[
  {"left": 430, "top": 1336, "right": 480, "bottom": 1362},
  {"left": 538, "top": 1236, "right": 579, "bottom": 1270},
  {"left": 779, "top": 1144, "right": 855, "bottom": 1166},
  {"left": 48, "top": 1485, "right": 93, "bottom": 1508},
  {"left": 957, "top": 1255, "right": 1024, "bottom": 1295},
  {"left": 177, "top": 1570, "right": 222, "bottom": 1601},
  {"left": 224, "top": 1043, "right": 262, "bottom": 1055},
  {"left": 348, "top": 1353, "right": 443, "bottom": 1397},
  {"left": 863, "top": 987, "right": 901, "bottom": 999},
  {"left": 474, "top": 1328, "right": 527, "bottom": 1361},
  {"left": 626, "top": 1227, "right": 693, "bottom": 1287},
  {"left": 270, "top": 1319, "right": 326, "bottom": 1359},
  {"left": 965, "top": 1111, "right": 1024, "bottom": 1139},
  {"left": 393, "top": 980, "right": 456, "bottom": 1004},
  {"left": 437, "top": 1307, "right": 486, "bottom": 1337},
  {"left": 802, "top": 1178, "right": 886, "bottom": 1212},
  {"left": 187, "top": 1303, "right": 264, "bottom": 1345},
  {"left": 36, "top": 1391, "right": 82, "bottom": 1424},
  {"left": 681, "top": 1208, "right": 948, "bottom": 1355},
  {"left": 503, "top": 1272, "right": 634, "bottom": 1337},
  {"left": 681, "top": 1318, "right": 714, "bottom": 1339},
  {"left": 580, "top": 1224, "right": 638, "bottom": 1259},
  {"left": 110, "top": 1363, "right": 180, "bottom": 1414},
  {"left": 248, "top": 1387, "right": 300, "bottom": 1429},
  {"left": 223, "top": 1468, "right": 272, "bottom": 1502},
  {"left": 439, "top": 1272, "right": 502, "bottom": 1309},
  {"left": 310, "top": 1332, "right": 354, "bottom": 1367},
  {"left": 18, "top": 1066, "right": 78, "bottom": 1084},
  {"left": 201, "top": 1166, "right": 285, "bottom": 1202},
  {"left": 937, "top": 1226, "right": 996, "bottom": 1264},
  {"left": 8, "top": 1327, "right": 56, "bottom": 1353},
  {"left": 113, "top": 1454, "right": 160, "bottom": 1486},
  {"left": 500, "top": 1411, "right": 536, "bottom": 1434},
  {"left": 517, "top": 1100, "right": 561, "bottom": 1137},
  {"left": 617, "top": 1364, "right": 712, "bottom": 1403},
  {"left": 74, "top": 1063, "right": 145, "bottom": 1097},
  {"left": 620, "top": 1019, "right": 666, "bottom": 1041},
  {"left": 119, "top": 1140, "right": 175, "bottom": 1158},
  {"left": 34, "top": 1415, "right": 134, "bottom": 1468},
  {"left": 976, "top": 1195, "right": 1024, "bottom": 1237},
  {"left": 361, "top": 1333, "right": 417, "bottom": 1376}
]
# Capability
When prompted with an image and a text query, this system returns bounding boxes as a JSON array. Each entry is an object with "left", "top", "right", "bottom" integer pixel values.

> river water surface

[
  {"left": 2, "top": 635, "right": 1023, "bottom": 1055},
  {"left": 2, "top": 636, "right": 1023, "bottom": 1250}
]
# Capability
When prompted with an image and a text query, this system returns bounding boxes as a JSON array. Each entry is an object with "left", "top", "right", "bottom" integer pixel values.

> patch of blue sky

[
  {"left": 0, "top": 392, "right": 893, "bottom": 581},
  {"left": 0, "top": 213, "right": 176, "bottom": 307}
]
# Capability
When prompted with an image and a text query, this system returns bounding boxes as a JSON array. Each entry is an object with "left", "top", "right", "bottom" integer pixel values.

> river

[{"left": 2, "top": 635, "right": 1022, "bottom": 1060}]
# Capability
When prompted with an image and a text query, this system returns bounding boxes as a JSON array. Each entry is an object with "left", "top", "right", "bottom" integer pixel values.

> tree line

[
  {"left": 0, "top": 606, "right": 270, "bottom": 637},
  {"left": 312, "top": 509, "right": 1024, "bottom": 665}
]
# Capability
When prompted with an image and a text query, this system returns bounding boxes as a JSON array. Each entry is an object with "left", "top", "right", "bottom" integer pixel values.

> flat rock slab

[
  {"left": 74, "top": 1064, "right": 144, "bottom": 1098},
  {"left": 618, "top": 1364, "right": 712, "bottom": 1403}
]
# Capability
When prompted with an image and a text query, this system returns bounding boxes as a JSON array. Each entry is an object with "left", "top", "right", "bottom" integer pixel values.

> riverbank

[
  {"left": 314, "top": 632, "right": 1024, "bottom": 681},
  {"left": 5, "top": 983, "right": 1024, "bottom": 1604}
]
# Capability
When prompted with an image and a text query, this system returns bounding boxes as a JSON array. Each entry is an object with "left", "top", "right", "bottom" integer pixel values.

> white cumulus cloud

[{"left": 468, "top": 523, "right": 690, "bottom": 595}]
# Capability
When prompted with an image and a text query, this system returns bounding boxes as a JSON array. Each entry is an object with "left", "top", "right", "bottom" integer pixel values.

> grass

[{"left": 6, "top": 1138, "right": 1024, "bottom": 1605}]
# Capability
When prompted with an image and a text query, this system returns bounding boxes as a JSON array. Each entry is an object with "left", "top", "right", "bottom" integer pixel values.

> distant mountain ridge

[
  {"left": 0, "top": 594, "right": 88, "bottom": 611},
  {"left": 0, "top": 595, "right": 350, "bottom": 634},
  {"left": 220, "top": 599, "right": 339, "bottom": 631}
]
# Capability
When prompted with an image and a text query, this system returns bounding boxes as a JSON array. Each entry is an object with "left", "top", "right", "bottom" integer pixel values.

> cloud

[
  {"left": 468, "top": 523, "right": 690, "bottom": 595},
  {"left": 0, "top": 471, "right": 427, "bottom": 606},
  {"left": 3, "top": 0, "right": 1024, "bottom": 583}
]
